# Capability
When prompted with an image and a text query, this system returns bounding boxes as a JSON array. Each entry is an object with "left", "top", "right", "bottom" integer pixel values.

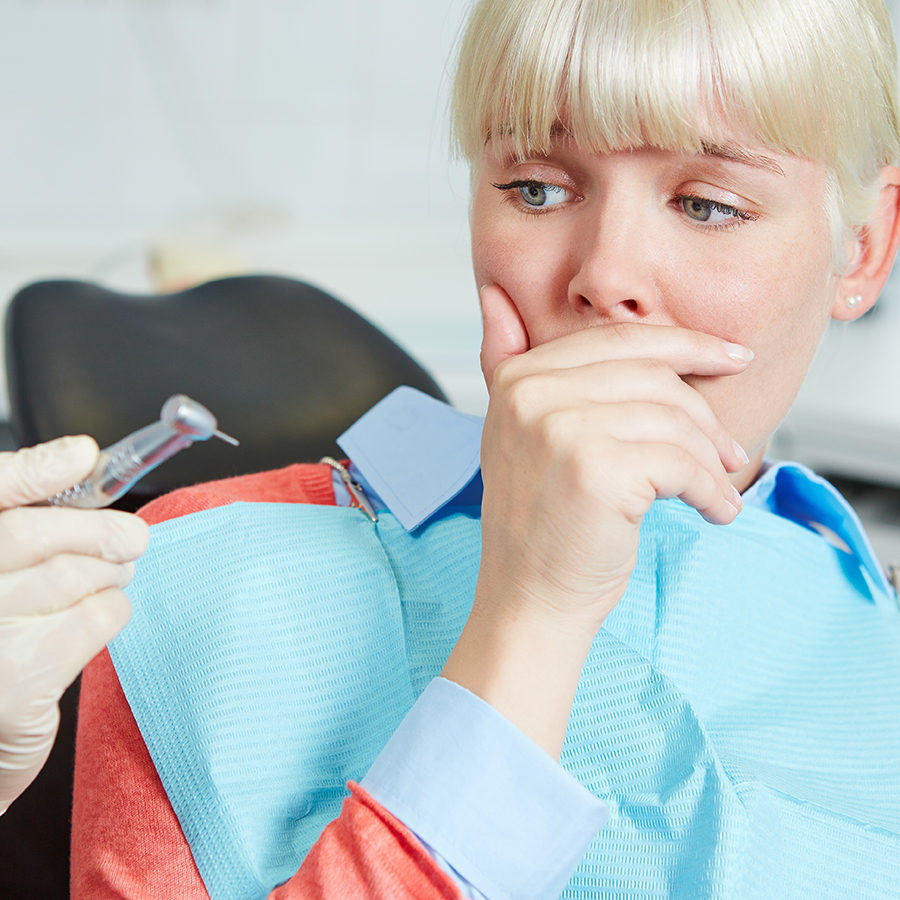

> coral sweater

[{"left": 71, "top": 464, "right": 461, "bottom": 900}]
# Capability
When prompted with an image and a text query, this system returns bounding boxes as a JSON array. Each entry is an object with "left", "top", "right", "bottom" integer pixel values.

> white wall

[
  {"left": 0, "top": 0, "right": 474, "bottom": 225},
  {"left": 0, "top": 0, "right": 486, "bottom": 416},
  {"left": 4, "top": 0, "right": 900, "bottom": 478}
]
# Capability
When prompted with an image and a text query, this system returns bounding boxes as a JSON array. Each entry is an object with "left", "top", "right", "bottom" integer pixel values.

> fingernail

[
  {"left": 732, "top": 485, "right": 743, "bottom": 509},
  {"left": 723, "top": 341, "right": 754, "bottom": 362},
  {"left": 732, "top": 439, "right": 750, "bottom": 466}
]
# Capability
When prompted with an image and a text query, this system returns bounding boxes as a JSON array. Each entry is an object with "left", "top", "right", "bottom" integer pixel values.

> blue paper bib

[{"left": 111, "top": 499, "right": 900, "bottom": 900}]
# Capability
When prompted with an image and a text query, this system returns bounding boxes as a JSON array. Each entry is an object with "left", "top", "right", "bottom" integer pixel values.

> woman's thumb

[{"left": 479, "top": 284, "right": 530, "bottom": 391}]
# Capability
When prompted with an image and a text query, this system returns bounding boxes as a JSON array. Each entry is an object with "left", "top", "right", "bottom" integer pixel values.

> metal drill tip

[{"left": 214, "top": 429, "right": 240, "bottom": 447}]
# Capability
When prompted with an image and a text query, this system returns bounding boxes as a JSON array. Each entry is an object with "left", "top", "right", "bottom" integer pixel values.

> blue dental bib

[{"left": 111, "top": 498, "right": 900, "bottom": 900}]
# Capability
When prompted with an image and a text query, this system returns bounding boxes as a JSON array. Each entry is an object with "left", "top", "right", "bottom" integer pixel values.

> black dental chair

[
  {"left": 0, "top": 273, "right": 448, "bottom": 898},
  {"left": 6, "top": 273, "right": 447, "bottom": 507}
]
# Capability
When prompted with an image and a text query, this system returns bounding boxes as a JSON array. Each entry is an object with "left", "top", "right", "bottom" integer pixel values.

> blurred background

[
  {"left": 1, "top": 0, "right": 900, "bottom": 541},
  {"left": 0, "top": 0, "right": 483, "bottom": 422}
]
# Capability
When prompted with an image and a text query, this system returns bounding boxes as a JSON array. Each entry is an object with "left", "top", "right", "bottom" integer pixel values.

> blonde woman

[{"left": 72, "top": 0, "right": 900, "bottom": 897}]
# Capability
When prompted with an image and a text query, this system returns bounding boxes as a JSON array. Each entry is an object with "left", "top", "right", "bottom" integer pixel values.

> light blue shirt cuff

[{"left": 360, "top": 677, "right": 609, "bottom": 900}]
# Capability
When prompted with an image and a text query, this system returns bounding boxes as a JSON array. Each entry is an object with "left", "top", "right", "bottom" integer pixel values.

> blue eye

[
  {"left": 680, "top": 196, "right": 750, "bottom": 224},
  {"left": 493, "top": 180, "right": 570, "bottom": 209}
]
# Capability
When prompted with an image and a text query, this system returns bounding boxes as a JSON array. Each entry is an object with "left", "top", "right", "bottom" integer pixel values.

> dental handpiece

[{"left": 43, "top": 394, "right": 239, "bottom": 509}]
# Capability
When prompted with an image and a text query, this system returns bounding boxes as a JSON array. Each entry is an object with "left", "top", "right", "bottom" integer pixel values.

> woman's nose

[{"left": 566, "top": 210, "right": 660, "bottom": 319}]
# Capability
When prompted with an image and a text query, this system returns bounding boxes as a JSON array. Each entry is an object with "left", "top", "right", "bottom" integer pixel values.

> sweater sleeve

[
  {"left": 274, "top": 783, "right": 461, "bottom": 900},
  {"left": 71, "top": 464, "right": 461, "bottom": 900}
]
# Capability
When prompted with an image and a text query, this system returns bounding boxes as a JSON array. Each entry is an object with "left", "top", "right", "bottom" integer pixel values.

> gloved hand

[{"left": 0, "top": 436, "right": 149, "bottom": 813}]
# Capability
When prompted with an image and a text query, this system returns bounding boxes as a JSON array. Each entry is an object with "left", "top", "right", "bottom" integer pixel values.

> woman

[{"left": 71, "top": 0, "right": 900, "bottom": 897}]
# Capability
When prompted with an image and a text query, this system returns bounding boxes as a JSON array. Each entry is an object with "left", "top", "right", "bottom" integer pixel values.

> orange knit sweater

[{"left": 71, "top": 464, "right": 461, "bottom": 900}]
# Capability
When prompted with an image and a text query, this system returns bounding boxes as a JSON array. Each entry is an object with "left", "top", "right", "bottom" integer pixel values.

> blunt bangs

[{"left": 452, "top": 0, "right": 900, "bottom": 250}]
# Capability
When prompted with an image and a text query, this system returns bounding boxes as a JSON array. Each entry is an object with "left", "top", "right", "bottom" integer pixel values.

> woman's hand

[
  {"left": 478, "top": 283, "right": 751, "bottom": 628},
  {"left": 442, "top": 285, "right": 752, "bottom": 757},
  {"left": 0, "top": 436, "right": 149, "bottom": 813}
]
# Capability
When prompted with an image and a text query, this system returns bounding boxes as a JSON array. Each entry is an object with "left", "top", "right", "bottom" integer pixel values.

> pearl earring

[{"left": 847, "top": 295, "right": 863, "bottom": 309}]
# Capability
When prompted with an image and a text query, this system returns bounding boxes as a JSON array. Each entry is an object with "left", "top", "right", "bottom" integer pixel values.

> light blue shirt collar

[
  {"left": 337, "top": 386, "right": 483, "bottom": 528},
  {"left": 337, "top": 387, "right": 895, "bottom": 599}
]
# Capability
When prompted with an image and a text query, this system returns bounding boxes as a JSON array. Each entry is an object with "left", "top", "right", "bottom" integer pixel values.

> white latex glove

[{"left": 0, "top": 436, "right": 149, "bottom": 813}]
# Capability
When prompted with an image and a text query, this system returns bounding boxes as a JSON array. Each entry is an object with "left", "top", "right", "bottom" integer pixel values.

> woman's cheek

[{"left": 473, "top": 234, "right": 540, "bottom": 310}]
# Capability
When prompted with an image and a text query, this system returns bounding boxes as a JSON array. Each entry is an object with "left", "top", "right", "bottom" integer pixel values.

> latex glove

[{"left": 0, "top": 436, "right": 149, "bottom": 813}]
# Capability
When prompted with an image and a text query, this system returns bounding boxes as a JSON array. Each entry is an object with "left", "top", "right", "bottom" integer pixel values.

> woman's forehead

[
  {"left": 479, "top": 91, "right": 828, "bottom": 174},
  {"left": 483, "top": 125, "right": 794, "bottom": 176}
]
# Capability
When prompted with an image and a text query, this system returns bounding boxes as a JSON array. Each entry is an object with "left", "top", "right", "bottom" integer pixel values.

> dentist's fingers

[
  {"left": 0, "top": 438, "right": 141, "bottom": 814},
  {"left": 0, "top": 554, "right": 137, "bottom": 618},
  {"left": 0, "top": 584, "right": 132, "bottom": 767},
  {"left": 480, "top": 284, "right": 530, "bottom": 390},
  {"left": 0, "top": 436, "right": 100, "bottom": 509},
  {"left": 22, "top": 586, "right": 133, "bottom": 691},
  {"left": 0, "top": 507, "right": 149, "bottom": 573}
]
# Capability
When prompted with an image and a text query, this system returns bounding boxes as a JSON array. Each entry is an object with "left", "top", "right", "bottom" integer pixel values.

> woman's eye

[
  {"left": 493, "top": 180, "right": 571, "bottom": 209},
  {"left": 679, "top": 195, "right": 752, "bottom": 224}
]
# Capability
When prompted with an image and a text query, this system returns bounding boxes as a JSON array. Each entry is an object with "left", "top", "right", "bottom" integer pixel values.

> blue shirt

[{"left": 331, "top": 387, "right": 895, "bottom": 900}]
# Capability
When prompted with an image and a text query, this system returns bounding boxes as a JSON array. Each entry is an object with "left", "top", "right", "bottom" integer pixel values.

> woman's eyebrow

[{"left": 700, "top": 140, "right": 785, "bottom": 176}]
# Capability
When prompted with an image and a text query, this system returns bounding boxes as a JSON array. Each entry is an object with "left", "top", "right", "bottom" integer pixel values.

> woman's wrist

[{"left": 441, "top": 589, "right": 599, "bottom": 760}]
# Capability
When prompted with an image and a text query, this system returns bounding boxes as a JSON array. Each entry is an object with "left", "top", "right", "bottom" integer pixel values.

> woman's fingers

[
  {"left": 489, "top": 395, "right": 739, "bottom": 537},
  {"left": 508, "top": 358, "right": 749, "bottom": 474},
  {"left": 491, "top": 358, "right": 747, "bottom": 487},
  {"left": 493, "top": 321, "right": 754, "bottom": 378},
  {"left": 0, "top": 436, "right": 100, "bottom": 509},
  {"left": 591, "top": 400, "right": 742, "bottom": 515},
  {"left": 626, "top": 439, "right": 742, "bottom": 525}
]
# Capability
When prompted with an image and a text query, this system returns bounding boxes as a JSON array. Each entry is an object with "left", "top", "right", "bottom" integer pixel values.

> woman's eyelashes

[
  {"left": 676, "top": 194, "right": 758, "bottom": 227},
  {"left": 492, "top": 177, "right": 759, "bottom": 229},
  {"left": 492, "top": 179, "right": 574, "bottom": 210}
]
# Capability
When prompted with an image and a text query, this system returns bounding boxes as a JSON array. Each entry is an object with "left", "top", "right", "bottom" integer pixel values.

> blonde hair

[{"left": 452, "top": 0, "right": 900, "bottom": 264}]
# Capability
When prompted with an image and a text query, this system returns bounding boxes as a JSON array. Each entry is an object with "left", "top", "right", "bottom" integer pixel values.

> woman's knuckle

[
  {"left": 491, "top": 355, "right": 522, "bottom": 391},
  {"left": 503, "top": 372, "right": 542, "bottom": 420},
  {"left": 643, "top": 357, "right": 672, "bottom": 379},
  {"left": 609, "top": 321, "right": 636, "bottom": 345},
  {"left": 663, "top": 404, "right": 693, "bottom": 435},
  {"left": 536, "top": 407, "right": 571, "bottom": 447}
]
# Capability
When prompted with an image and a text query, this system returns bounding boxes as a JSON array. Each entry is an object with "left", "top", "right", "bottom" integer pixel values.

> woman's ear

[{"left": 834, "top": 165, "right": 900, "bottom": 321}]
